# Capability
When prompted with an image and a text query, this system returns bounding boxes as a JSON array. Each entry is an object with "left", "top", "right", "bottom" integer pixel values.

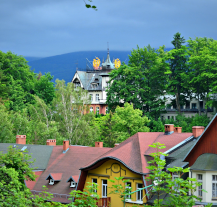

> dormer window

[
  {"left": 46, "top": 173, "right": 62, "bottom": 186},
  {"left": 95, "top": 78, "right": 99, "bottom": 81},
  {"left": 73, "top": 78, "right": 81, "bottom": 88},
  {"left": 67, "top": 175, "right": 79, "bottom": 188},
  {"left": 49, "top": 179, "right": 54, "bottom": 185},
  {"left": 70, "top": 181, "right": 76, "bottom": 188}
]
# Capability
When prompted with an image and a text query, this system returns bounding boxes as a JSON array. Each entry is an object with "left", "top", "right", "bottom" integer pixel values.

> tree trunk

[{"left": 176, "top": 86, "right": 181, "bottom": 114}]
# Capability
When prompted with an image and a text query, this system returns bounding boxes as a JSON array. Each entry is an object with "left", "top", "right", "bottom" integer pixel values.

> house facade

[
  {"left": 183, "top": 113, "right": 217, "bottom": 206},
  {"left": 71, "top": 49, "right": 118, "bottom": 115},
  {"left": 1, "top": 122, "right": 210, "bottom": 206}
]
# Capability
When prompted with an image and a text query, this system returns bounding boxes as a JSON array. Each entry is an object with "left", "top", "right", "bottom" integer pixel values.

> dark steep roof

[
  {"left": 0, "top": 143, "right": 53, "bottom": 170},
  {"left": 191, "top": 153, "right": 217, "bottom": 171}
]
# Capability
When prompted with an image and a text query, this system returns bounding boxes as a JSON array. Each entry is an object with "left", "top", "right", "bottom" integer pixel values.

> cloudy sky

[{"left": 1, "top": 0, "right": 217, "bottom": 57}]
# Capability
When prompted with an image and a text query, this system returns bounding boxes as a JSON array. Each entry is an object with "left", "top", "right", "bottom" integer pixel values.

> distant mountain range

[{"left": 26, "top": 49, "right": 173, "bottom": 83}]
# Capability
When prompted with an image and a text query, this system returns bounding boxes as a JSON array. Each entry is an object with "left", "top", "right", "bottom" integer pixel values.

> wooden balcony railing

[{"left": 96, "top": 197, "right": 111, "bottom": 207}]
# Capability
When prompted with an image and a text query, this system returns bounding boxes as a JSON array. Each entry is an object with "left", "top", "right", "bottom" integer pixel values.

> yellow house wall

[{"left": 83, "top": 159, "right": 146, "bottom": 207}]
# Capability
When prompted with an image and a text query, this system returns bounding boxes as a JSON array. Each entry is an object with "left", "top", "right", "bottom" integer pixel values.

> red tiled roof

[
  {"left": 47, "top": 173, "right": 63, "bottom": 181},
  {"left": 81, "top": 132, "right": 193, "bottom": 174},
  {"left": 32, "top": 145, "right": 111, "bottom": 203},
  {"left": 25, "top": 171, "right": 43, "bottom": 190}
]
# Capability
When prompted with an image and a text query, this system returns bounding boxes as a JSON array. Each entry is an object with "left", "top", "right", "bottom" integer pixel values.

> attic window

[
  {"left": 91, "top": 83, "right": 98, "bottom": 89},
  {"left": 49, "top": 179, "right": 54, "bottom": 185},
  {"left": 70, "top": 181, "right": 76, "bottom": 188},
  {"left": 95, "top": 78, "right": 99, "bottom": 81}
]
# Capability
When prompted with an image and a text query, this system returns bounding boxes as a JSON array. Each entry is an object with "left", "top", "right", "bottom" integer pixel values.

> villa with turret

[{"left": 71, "top": 49, "right": 120, "bottom": 114}]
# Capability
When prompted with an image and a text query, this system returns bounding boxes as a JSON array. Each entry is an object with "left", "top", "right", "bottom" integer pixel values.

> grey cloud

[{"left": 0, "top": 0, "right": 217, "bottom": 56}]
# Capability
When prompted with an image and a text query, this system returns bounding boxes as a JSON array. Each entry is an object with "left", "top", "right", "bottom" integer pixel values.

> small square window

[
  {"left": 49, "top": 179, "right": 54, "bottom": 185},
  {"left": 96, "top": 94, "right": 99, "bottom": 102},
  {"left": 70, "top": 181, "right": 76, "bottom": 188}
]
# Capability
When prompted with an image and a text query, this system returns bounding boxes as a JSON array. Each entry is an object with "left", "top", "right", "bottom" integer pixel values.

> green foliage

[
  {"left": 53, "top": 79, "right": 98, "bottom": 145},
  {"left": 0, "top": 51, "right": 56, "bottom": 111},
  {"left": 148, "top": 117, "right": 165, "bottom": 132},
  {"left": 187, "top": 37, "right": 217, "bottom": 112},
  {"left": 0, "top": 146, "right": 66, "bottom": 206},
  {"left": 165, "top": 32, "right": 189, "bottom": 114},
  {"left": 68, "top": 183, "right": 99, "bottom": 207},
  {"left": 108, "top": 177, "right": 132, "bottom": 204},
  {"left": 34, "top": 72, "right": 55, "bottom": 105},
  {"left": 0, "top": 104, "right": 13, "bottom": 143},
  {"left": 146, "top": 142, "right": 211, "bottom": 207},
  {"left": 95, "top": 103, "right": 150, "bottom": 146},
  {"left": 106, "top": 45, "right": 168, "bottom": 119},
  {"left": 85, "top": 0, "right": 97, "bottom": 10}
]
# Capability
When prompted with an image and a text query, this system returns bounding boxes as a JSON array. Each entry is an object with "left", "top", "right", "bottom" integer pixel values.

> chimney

[
  {"left": 95, "top": 142, "right": 103, "bottom": 148},
  {"left": 46, "top": 139, "right": 56, "bottom": 146},
  {"left": 192, "top": 126, "right": 205, "bottom": 138},
  {"left": 16, "top": 135, "right": 26, "bottom": 145},
  {"left": 114, "top": 143, "right": 119, "bottom": 147},
  {"left": 165, "top": 124, "right": 174, "bottom": 135},
  {"left": 63, "top": 140, "right": 69, "bottom": 153},
  {"left": 174, "top": 127, "right": 182, "bottom": 133}
]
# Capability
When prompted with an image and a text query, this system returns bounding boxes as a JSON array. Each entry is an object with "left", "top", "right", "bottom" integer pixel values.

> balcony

[{"left": 96, "top": 197, "right": 111, "bottom": 207}]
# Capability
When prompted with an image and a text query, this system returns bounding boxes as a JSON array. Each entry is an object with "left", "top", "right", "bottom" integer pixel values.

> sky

[{"left": 1, "top": 0, "right": 217, "bottom": 57}]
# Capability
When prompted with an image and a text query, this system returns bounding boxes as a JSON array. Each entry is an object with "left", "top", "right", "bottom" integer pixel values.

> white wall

[{"left": 192, "top": 170, "right": 217, "bottom": 204}]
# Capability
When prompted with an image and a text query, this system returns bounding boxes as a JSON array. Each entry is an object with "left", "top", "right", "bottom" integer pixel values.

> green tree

[
  {"left": 146, "top": 142, "right": 212, "bottom": 207},
  {"left": 34, "top": 72, "right": 55, "bottom": 105},
  {"left": 187, "top": 37, "right": 217, "bottom": 114},
  {"left": 94, "top": 111, "right": 120, "bottom": 147},
  {"left": 165, "top": 32, "right": 189, "bottom": 114},
  {"left": 107, "top": 45, "right": 168, "bottom": 119},
  {"left": 53, "top": 79, "right": 98, "bottom": 145},
  {"left": 68, "top": 183, "right": 99, "bottom": 207},
  {"left": 0, "top": 51, "right": 36, "bottom": 111},
  {"left": 0, "top": 146, "right": 66, "bottom": 206},
  {"left": 112, "top": 103, "right": 150, "bottom": 143},
  {"left": 94, "top": 103, "right": 150, "bottom": 146},
  {"left": 0, "top": 104, "right": 13, "bottom": 143}
]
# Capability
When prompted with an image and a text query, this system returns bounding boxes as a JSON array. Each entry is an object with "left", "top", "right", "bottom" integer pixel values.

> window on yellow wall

[
  {"left": 92, "top": 178, "right": 97, "bottom": 193},
  {"left": 102, "top": 180, "right": 107, "bottom": 198},
  {"left": 125, "top": 182, "right": 132, "bottom": 200},
  {"left": 136, "top": 183, "right": 143, "bottom": 201}
]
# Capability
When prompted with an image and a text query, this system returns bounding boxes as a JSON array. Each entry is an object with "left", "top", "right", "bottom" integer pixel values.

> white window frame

[
  {"left": 96, "top": 107, "right": 99, "bottom": 114},
  {"left": 102, "top": 180, "right": 107, "bottom": 198},
  {"left": 125, "top": 182, "right": 132, "bottom": 200},
  {"left": 197, "top": 174, "right": 203, "bottom": 198},
  {"left": 70, "top": 181, "right": 76, "bottom": 188},
  {"left": 172, "top": 173, "right": 179, "bottom": 191},
  {"left": 89, "top": 94, "right": 93, "bottom": 101},
  {"left": 92, "top": 178, "right": 97, "bottom": 193},
  {"left": 106, "top": 107, "right": 109, "bottom": 114},
  {"left": 136, "top": 183, "right": 143, "bottom": 202},
  {"left": 49, "top": 178, "right": 54, "bottom": 185},
  {"left": 212, "top": 175, "right": 217, "bottom": 199},
  {"left": 90, "top": 107, "right": 93, "bottom": 113},
  {"left": 96, "top": 94, "right": 99, "bottom": 102}
]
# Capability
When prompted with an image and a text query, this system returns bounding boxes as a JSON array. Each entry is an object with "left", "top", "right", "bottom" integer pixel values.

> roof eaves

[
  {"left": 182, "top": 113, "right": 217, "bottom": 162},
  {"left": 80, "top": 156, "right": 147, "bottom": 175}
]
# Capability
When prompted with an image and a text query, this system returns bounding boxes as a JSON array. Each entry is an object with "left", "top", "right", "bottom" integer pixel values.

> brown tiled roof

[
  {"left": 81, "top": 132, "right": 193, "bottom": 174},
  {"left": 32, "top": 145, "right": 111, "bottom": 203}
]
